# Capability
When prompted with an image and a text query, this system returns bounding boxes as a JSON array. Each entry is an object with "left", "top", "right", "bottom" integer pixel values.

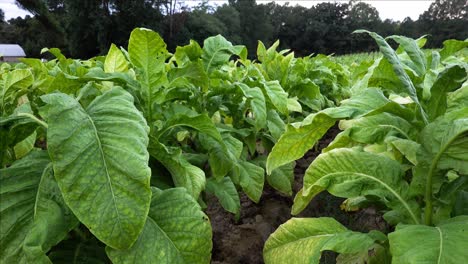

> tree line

[{"left": 0, "top": 0, "right": 467, "bottom": 59}]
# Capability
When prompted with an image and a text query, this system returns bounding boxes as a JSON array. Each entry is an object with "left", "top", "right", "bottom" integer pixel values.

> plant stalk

[{"left": 17, "top": 113, "right": 48, "bottom": 129}]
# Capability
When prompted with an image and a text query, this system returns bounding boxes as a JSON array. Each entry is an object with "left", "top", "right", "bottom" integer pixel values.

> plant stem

[
  {"left": 424, "top": 136, "right": 458, "bottom": 226},
  {"left": 424, "top": 161, "right": 437, "bottom": 226},
  {"left": 17, "top": 113, "right": 48, "bottom": 129}
]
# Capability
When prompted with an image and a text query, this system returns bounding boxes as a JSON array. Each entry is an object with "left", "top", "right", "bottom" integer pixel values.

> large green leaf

[
  {"left": 42, "top": 87, "right": 151, "bottom": 249},
  {"left": 297, "top": 148, "right": 420, "bottom": 224},
  {"left": 439, "top": 39, "right": 468, "bottom": 60},
  {"left": 22, "top": 164, "right": 79, "bottom": 263},
  {"left": 105, "top": 44, "right": 129, "bottom": 73},
  {"left": 13, "top": 131, "right": 36, "bottom": 159},
  {"left": 232, "top": 160, "right": 265, "bottom": 203},
  {"left": 387, "top": 35, "right": 426, "bottom": 77},
  {"left": 0, "top": 103, "right": 39, "bottom": 165},
  {"left": 263, "top": 217, "right": 376, "bottom": 264},
  {"left": 426, "top": 65, "right": 467, "bottom": 121},
  {"left": 0, "top": 150, "right": 49, "bottom": 262},
  {"left": 339, "top": 112, "right": 416, "bottom": 143},
  {"left": 128, "top": 28, "right": 167, "bottom": 123},
  {"left": 156, "top": 114, "right": 222, "bottom": 142},
  {"left": 174, "top": 40, "right": 202, "bottom": 66},
  {"left": 237, "top": 83, "right": 267, "bottom": 131},
  {"left": 260, "top": 80, "right": 289, "bottom": 115},
  {"left": 201, "top": 35, "right": 244, "bottom": 73},
  {"left": 412, "top": 111, "right": 468, "bottom": 223},
  {"left": 355, "top": 30, "right": 427, "bottom": 123},
  {"left": 106, "top": 188, "right": 212, "bottom": 264},
  {"left": 198, "top": 134, "right": 236, "bottom": 179},
  {"left": 0, "top": 150, "right": 75, "bottom": 263},
  {"left": 447, "top": 81, "right": 468, "bottom": 112},
  {"left": 254, "top": 156, "right": 294, "bottom": 196},
  {"left": 148, "top": 141, "right": 205, "bottom": 199},
  {"left": 206, "top": 177, "right": 240, "bottom": 216},
  {"left": 389, "top": 216, "right": 468, "bottom": 264},
  {"left": 1, "top": 69, "right": 33, "bottom": 115},
  {"left": 266, "top": 112, "right": 335, "bottom": 174},
  {"left": 266, "top": 88, "right": 393, "bottom": 174}
]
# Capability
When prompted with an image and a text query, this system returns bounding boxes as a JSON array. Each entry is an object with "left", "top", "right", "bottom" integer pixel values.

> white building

[{"left": 0, "top": 44, "right": 26, "bottom": 62}]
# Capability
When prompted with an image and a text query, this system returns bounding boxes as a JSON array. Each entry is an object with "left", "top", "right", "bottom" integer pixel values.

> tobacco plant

[{"left": 264, "top": 31, "right": 468, "bottom": 263}]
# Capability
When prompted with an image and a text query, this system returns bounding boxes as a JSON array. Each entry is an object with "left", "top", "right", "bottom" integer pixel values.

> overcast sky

[{"left": 1, "top": 0, "right": 435, "bottom": 21}]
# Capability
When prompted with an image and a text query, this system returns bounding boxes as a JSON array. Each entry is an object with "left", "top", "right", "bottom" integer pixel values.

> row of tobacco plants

[{"left": 1, "top": 27, "right": 467, "bottom": 263}]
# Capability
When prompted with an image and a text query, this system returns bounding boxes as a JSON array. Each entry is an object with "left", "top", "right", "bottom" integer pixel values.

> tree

[
  {"left": 0, "top": 8, "right": 5, "bottom": 23},
  {"left": 230, "top": 0, "right": 274, "bottom": 56},
  {"left": 110, "top": 0, "right": 164, "bottom": 48},
  {"left": 185, "top": 5, "right": 227, "bottom": 44},
  {"left": 348, "top": 2, "right": 381, "bottom": 52},
  {"left": 214, "top": 4, "right": 242, "bottom": 44},
  {"left": 421, "top": 0, "right": 468, "bottom": 20},
  {"left": 306, "top": 2, "right": 350, "bottom": 54},
  {"left": 419, "top": 0, "right": 468, "bottom": 47}
]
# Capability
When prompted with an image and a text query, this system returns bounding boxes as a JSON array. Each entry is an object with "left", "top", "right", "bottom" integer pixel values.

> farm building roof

[{"left": 0, "top": 44, "right": 26, "bottom": 57}]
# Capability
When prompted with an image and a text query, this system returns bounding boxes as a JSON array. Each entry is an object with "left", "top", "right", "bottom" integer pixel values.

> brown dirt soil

[{"left": 206, "top": 126, "right": 390, "bottom": 264}]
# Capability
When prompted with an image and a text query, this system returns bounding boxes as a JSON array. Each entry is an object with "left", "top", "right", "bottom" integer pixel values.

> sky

[{"left": 1, "top": 0, "right": 435, "bottom": 21}]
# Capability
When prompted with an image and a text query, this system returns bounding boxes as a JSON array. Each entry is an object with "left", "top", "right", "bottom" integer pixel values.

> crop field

[{"left": 1, "top": 28, "right": 467, "bottom": 263}]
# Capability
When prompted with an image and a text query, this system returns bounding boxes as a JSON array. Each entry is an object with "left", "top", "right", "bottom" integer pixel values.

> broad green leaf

[
  {"left": 167, "top": 61, "right": 208, "bottom": 89},
  {"left": 263, "top": 217, "right": 375, "bottom": 264},
  {"left": 426, "top": 65, "right": 467, "bottom": 121},
  {"left": 389, "top": 216, "right": 468, "bottom": 264},
  {"left": 104, "top": 44, "right": 129, "bottom": 73},
  {"left": 0, "top": 151, "right": 53, "bottom": 262},
  {"left": 412, "top": 114, "right": 468, "bottom": 214},
  {"left": 157, "top": 114, "right": 222, "bottom": 142},
  {"left": 387, "top": 35, "right": 426, "bottom": 77},
  {"left": 43, "top": 87, "right": 151, "bottom": 249},
  {"left": 223, "top": 133, "right": 243, "bottom": 159},
  {"left": 266, "top": 112, "right": 335, "bottom": 174},
  {"left": 0, "top": 103, "right": 38, "bottom": 165},
  {"left": 260, "top": 80, "right": 289, "bottom": 115},
  {"left": 23, "top": 164, "right": 79, "bottom": 263},
  {"left": 106, "top": 188, "right": 212, "bottom": 264},
  {"left": 198, "top": 134, "right": 235, "bottom": 179},
  {"left": 202, "top": 35, "right": 244, "bottom": 73},
  {"left": 266, "top": 110, "right": 285, "bottom": 141},
  {"left": 148, "top": 141, "right": 205, "bottom": 199},
  {"left": 206, "top": 177, "right": 240, "bottom": 216},
  {"left": 268, "top": 162, "right": 295, "bottom": 196},
  {"left": 237, "top": 83, "right": 267, "bottom": 131},
  {"left": 40, "top": 48, "right": 66, "bottom": 63},
  {"left": 340, "top": 112, "right": 416, "bottom": 143},
  {"left": 439, "top": 39, "right": 468, "bottom": 61},
  {"left": 1, "top": 69, "right": 33, "bottom": 115},
  {"left": 447, "top": 81, "right": 468, "bottom": 112},
  {"left": 287, "top": 97, "right": 302, "bottom": 112},
  {"left": 13, "top": 131, "right": 36, "bottom": 159},
  {"left": 355, "top": 31, "right": 417, "bottom": 101},
  {"left": 174, "top": 40, "right": 203, "bottom": 66},
  {"left": 299, "top": 148, "right": 420, "bottom": 224},
  {"left": 421, "top": 112, "right": 468, "bottom": 174},
  {"left": 254, "top": 156, "right": 294, "bottom": 196},
  {"left": 128, "top": 28, "right": 167, "bottom": 123},
  {"left": 233, "top": 161, "right": 265, "bottom": 203},
  {"left": 355, "top": 30, "right": 427, "bottom": 123},
  {"left": 326, "top": 88, "right": 393, "bottom": 119},
  {"left": 390, "top": 138, "right": 420, "bottom": 165}
]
